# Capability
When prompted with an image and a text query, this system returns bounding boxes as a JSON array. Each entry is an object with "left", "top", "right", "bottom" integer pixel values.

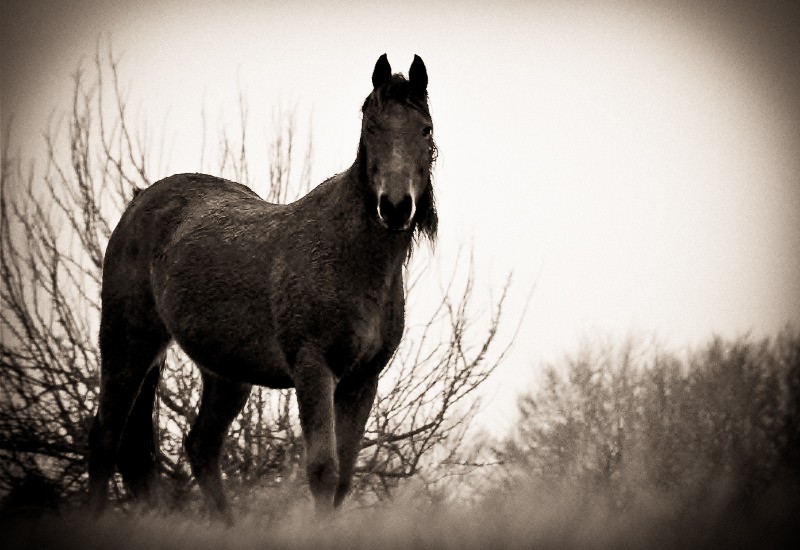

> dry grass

[{"left": 2, "top": 479, "right": 798, "bottom": 550}]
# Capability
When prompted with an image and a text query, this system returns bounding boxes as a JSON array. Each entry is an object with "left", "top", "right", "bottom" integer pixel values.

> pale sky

[{"left": 2, "top": 0, "right": 799, "bottom": 429}]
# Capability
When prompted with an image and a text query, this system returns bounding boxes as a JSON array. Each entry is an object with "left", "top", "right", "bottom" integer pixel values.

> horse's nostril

[
  {"left": 378, "top": 193, "right": 414, "bottom": 229},
  {"left": 379, "top": 193, "right": 392, "bottom": 218}
]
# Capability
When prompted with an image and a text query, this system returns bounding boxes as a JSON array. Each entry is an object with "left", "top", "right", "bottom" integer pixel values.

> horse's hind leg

[
  {"left": 88, "top": 319, "right": 169, "bottom": 514},
  {"left": 117, "top": 354, "right": 165, "bottom": 504},
  {"left": 186, "top": 371, "right": 251, "bottom": 524}
]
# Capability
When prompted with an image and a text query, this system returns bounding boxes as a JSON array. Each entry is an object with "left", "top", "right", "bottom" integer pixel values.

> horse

[{"left": 87, "top": 54, "right": 437, "bottom": 522}]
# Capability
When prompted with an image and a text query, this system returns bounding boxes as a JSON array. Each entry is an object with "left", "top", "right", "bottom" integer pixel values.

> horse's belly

[
  {"left": 200, "top": 361, "right": 295, "bottom": 388},
  {"left": 172, "top": 326, "right": 294, "bottom": 388}
]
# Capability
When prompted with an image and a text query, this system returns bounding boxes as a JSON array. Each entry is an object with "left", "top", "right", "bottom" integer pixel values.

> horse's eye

[{"left": 422, "top": 126, "right": 432, "bottom": 137}]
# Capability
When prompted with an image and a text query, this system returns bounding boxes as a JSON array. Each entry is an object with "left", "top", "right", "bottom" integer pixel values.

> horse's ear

[
  {"left": 372, "top": 54, "right": 392, "bottom": 89},
  {"left": 409, "top": 54, "right": 428, "bottom": 96}
]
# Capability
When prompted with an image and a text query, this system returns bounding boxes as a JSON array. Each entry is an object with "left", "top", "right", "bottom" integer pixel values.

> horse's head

[{"left": 358, "top": 54, "right": 437, "bottom": 239}]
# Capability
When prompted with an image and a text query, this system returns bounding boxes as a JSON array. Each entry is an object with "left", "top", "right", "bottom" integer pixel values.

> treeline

[{"left": 498, "top": 327, "right": 800, "bottom": 523}]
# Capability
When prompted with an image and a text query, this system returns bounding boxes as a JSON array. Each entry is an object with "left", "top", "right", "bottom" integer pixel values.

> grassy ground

[{"left": 2, "top": 480, "right": 798, "bottom": 550}]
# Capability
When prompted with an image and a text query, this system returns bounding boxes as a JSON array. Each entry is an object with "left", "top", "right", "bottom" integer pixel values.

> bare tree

[
  {"left": 1, "top": 47, "right": 145, "bottom": 505},
  {"left": 0, "top": 44, "right": 518, "bottom": 513}
]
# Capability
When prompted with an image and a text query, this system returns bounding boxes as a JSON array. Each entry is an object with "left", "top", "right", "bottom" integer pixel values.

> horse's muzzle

[{"left": 378, "top": 193, "right": 415, "bottom": 231}]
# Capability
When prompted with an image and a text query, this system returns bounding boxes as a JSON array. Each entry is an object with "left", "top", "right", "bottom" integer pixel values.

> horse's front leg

[
  {"left": 293, "top": 346, "right": 338, "bottom": 512},
  {"left": 333, "top": 371, "right": 379, "bottom": 507}
]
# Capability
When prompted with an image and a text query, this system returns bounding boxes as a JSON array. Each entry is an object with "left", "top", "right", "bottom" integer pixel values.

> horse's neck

[{"left": 306, "top": 165, "right": 411, "bottom": 283}]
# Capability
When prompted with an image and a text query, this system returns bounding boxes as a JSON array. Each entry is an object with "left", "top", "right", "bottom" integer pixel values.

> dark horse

[{"left": 88, "top": 54, "right": 437, "bottom": 521}]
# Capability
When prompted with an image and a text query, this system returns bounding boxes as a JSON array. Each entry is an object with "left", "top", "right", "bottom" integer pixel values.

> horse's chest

[
  {"left": 350, "top": 298, "right": 384, "bottom": 362},
  {"left": 327, "top": 296, "right": 387, "bottom": 374}
]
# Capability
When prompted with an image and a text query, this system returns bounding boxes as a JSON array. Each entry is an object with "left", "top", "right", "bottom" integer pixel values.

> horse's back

[
  {"left": 117, "top": 173, "right": 257, "bottom": 231},
  {"left": 108, "top": 173, "right": 258, "bottom": 251},
  {"left": 101, "top": 173, "right": 260, "bottom": 312}
]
